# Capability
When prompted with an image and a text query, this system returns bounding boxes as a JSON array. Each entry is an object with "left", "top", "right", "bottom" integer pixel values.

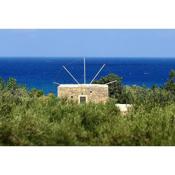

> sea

[{"left": 0, "top": 57, "right": 175, "bottom": 95}]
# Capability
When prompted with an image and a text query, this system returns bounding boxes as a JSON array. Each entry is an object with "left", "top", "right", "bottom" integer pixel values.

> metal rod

[
  {"left": 53, "top": 82, "right": 60, "bottom": 85},
  {"left": 63, "top": 66, "right": 80, "bottom": 84},
  {"left": 84, "top": 57, "right": 86, "bottom": 84},
  {"left": 90, "top": 64, "right": 106, "bottom": 84},
  {"left": 105, "top": 80, "right": 117, "bottom": 85}
]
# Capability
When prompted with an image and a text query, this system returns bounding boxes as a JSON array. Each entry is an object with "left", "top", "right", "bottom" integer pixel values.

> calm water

[{"left": 0, "top": 57, "right": 175, "bottom": 94}]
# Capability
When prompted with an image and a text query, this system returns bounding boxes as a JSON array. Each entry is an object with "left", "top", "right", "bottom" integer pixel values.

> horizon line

[{"left": 0, "top": 56, "right": 175, "bottom": 59}]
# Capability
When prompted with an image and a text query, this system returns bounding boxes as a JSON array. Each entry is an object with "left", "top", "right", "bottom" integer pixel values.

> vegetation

[{"left": 1, "top": 70, "right": 175, "bottom": 145}]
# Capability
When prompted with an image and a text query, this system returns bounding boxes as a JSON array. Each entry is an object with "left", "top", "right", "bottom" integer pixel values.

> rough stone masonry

[{"left": 58, "top": 84, "right": 109, "bottom": 103}]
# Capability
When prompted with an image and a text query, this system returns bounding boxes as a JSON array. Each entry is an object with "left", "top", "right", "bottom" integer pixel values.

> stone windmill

[{"left": 55, "top": 58, "right": 115, "bottom": 104}]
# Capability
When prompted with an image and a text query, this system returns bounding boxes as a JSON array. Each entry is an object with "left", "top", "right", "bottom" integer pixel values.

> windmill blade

[
  {"left": 63, "top": 65, "right": 80, "bottom": 84},
  {"left": 90, "top": 64, "right": 106, "bottom": 84},
  {"left": 53, "top": 82, "right": 60, "bottom": 85},
  {"left": 84, "top": 57, "right": 86, "bottom": 84},
  {"left": 105, "top": 80, "right": 118, "bottom": 85}
]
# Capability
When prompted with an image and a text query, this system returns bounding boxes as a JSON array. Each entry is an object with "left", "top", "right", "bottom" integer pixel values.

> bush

[
  {"left": 0, "top": 74, "right": 175, "bottom": 145},
  {"left": 94, "top": 73, "right": 126, "bottom": 103}
]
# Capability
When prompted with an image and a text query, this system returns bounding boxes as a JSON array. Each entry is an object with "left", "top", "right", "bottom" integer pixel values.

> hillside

[{"left": 0, "top": 71, "right": 175, "bottom": 145}]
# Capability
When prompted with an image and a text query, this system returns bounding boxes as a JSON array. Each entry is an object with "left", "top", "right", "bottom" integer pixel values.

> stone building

[{"left": 58, "top": 84, "right": 109, "bottom": 104}]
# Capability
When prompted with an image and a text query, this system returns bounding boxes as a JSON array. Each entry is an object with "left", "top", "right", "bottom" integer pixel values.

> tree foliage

[
  {"left": 94, "top": 73, "right": 129, "bottom": 103},
  {"left": 165, "top": 69, "right": 175, "bottom": 93},
  {"left": 0, "top": 70, "right": 175, "bottom": 145}
]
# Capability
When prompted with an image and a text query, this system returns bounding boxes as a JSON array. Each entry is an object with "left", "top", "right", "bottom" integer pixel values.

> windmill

[{"left": 55, "top": 58, "right": 117, "bottom": 104}]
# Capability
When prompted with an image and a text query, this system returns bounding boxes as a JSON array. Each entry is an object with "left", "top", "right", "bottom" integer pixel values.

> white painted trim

[{"left": 59, "top": 84, "right": 108, "bottom": 88}]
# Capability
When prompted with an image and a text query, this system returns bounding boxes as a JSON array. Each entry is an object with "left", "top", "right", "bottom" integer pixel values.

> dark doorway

[{"left": 79, "top": 96, "right": 87, "bottom": 104}]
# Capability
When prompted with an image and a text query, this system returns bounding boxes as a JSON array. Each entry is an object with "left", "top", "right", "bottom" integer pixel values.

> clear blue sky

[{"left": 0, "top": 29, "right": 175, "bottom": 57}]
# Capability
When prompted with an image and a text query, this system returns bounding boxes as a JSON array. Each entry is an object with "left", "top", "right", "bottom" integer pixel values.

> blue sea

[{"left": 0, "top": 57, "right": 175, "bottom": 95}]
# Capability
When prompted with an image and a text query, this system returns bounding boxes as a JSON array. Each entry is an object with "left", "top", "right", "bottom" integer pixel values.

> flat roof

[{"left": 59, "top": 84, "right": 108, "bottom": 88}]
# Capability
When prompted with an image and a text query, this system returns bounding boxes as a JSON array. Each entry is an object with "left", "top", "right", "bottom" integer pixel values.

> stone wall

[{"left": 58, "top": 84, "right": 108, "bottom": 103}]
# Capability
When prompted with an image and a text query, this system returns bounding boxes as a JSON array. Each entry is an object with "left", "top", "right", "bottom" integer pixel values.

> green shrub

[{"left": 0, "top": 74, "right": 175, "bottom": 145}]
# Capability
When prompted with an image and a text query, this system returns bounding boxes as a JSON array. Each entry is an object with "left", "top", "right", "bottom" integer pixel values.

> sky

[{"left": 0, "top": 29, "right": 175, "bottom": 57}]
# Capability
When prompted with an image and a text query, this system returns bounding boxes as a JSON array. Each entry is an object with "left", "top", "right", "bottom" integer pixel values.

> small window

[
  {"left": 79, "top": 96, "right": 87, "bottom": 104},
  {"left": 90, "top": 90, "right": 92, "bottom": 93}
]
